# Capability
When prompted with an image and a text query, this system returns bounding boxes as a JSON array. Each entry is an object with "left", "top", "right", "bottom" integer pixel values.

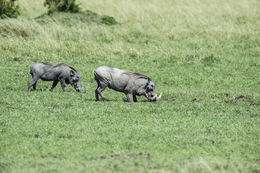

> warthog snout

[
  {"left": 72, "top": 82, "right": 82, "bottom": 92},
  {"left": 147, "top": 92, "right": 162, "bottom": 102}
]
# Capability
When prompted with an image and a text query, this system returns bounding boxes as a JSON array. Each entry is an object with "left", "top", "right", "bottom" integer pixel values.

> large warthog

[
  {"left": 94, "top": 66, "right": 162, "bottom": 102},
  {"left": 28, "top": 62, "right": 82, "bottom": 92}
]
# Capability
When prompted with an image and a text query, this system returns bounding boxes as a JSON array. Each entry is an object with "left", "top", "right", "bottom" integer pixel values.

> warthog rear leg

[
  {"left": 50, "top": 80, "right": 58, "bottom": 91},
  {"left": 95, "top": 85, "right": 107, "bottom": 101},
  {"left": 95, "top": 78, "right": 108, "bottom": 101},
  {"left": 28, "top": 76, "right": 39, "bottom": 92}
]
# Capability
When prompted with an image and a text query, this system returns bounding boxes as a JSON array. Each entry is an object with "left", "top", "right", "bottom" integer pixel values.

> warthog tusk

[
  {"left": 156, "top": 93, "right": 162, "bottom": 101},
  {"left": 150, "top": 93, "right": 157, "bottom": 101}
]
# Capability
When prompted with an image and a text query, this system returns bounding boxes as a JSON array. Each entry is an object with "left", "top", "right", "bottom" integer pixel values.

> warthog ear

[
  {"left": 144, "top": 79, "right": 151, "bottom": 89},
  {"left": 70, "top": 70, "right": 75, "bottom": 77},
  {"left": 144, "top": 82, "right": 149, "bottom": 91}
]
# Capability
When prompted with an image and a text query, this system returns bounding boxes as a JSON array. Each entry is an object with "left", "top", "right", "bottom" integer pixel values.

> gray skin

[
  {"left": 28, "top": 62, "right": 82, "bottom": 92},
  {"left": 94, "top": 65, "right": 162, "bottom": 102}
]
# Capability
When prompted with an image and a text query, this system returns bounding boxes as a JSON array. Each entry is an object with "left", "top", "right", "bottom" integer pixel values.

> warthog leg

[
  {"left": 95, "top": 78, "right": 108, "bottom": 101},
  {"left": 95, "top": 86, "right": 99, "bottom": 101},
  {"left": 28, "top": 76, "right": 39, "bottom": 92},
  {"left": 95, "top": 85, "right": 107, "bottom": 101},
  {"left": 59, "top": 77, "right": 66, "bottom": 91},
  {"left": 50, "top": 80, "right": 58, "bottom": 91},
  {"left": 133, "top": 95, "right": 137, "bottom": 102},
  {"left": 126, "top": 93, "right": 134, "bottom": 102},
  {"left": 123, "top": 94, "right": 137, "bottom": 102},
  {"left": 33, "top": 81, "right": 37, "bottom": 90}
]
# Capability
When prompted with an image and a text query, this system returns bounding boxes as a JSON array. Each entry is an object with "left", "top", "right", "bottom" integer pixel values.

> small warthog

[
  {"left": 94, "top": 65, "right": 162, "bottom": 102},
  {"left": 28, "top": 62, "right": 82, "bottom": 92}
]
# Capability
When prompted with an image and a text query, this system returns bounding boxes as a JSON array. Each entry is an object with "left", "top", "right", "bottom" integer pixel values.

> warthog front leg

[
  {"left": 123, "top": 95, "right": 137, "bottom": 102},
  {"left": 59, "top": 77, "right": 66, "bottom": 92},
  {"left": 50, "top": 80, "right": 58, "bottom": 91},
  {"left": 133, "top": 95, "right": 137, "bottom": 102},
  {"left": 33, "top": 81, "right": 37, "bottom": 90},
  {"left": 124, "top": 93, "right": 134, "bottom": 102}
]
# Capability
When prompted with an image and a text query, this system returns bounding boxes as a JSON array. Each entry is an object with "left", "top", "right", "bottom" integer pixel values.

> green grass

[{"left": 0, "top": 0, "right": 260, "bottom": 172}]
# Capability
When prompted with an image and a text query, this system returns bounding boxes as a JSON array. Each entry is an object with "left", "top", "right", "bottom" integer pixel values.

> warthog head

[
  {"left": 145, "top": 81, "right": 162, "bottom": 101},
  {"left": 70, "top": 70, "right": 82, "bottom": 92}
]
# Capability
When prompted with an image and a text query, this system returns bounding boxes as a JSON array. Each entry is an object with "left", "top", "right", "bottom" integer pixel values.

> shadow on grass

[{"left": 93, "top": 99, "right": 158, "bottom": 103}]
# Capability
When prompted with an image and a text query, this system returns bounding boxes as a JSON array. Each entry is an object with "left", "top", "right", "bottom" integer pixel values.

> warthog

[
  {"left": 94, "top": 65, "right": 162, "bottom": 102},
  {"left": 28, "top": 62, "right": 82, "bottom": 92}
]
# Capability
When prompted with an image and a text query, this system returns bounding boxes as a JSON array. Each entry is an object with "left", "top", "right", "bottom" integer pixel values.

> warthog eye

[{"left": 147, "top": 87, "right": 153, "bottom": 92}]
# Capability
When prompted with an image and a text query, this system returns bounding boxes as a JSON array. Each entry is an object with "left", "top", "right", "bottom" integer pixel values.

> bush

[
  {"left": 44, "top": 0, "right": 80, "bottom": 14},
  {"left": 101, "top": 15, "right": 117, "bottom": 25},
  {"left": 0, "top": 0, "right": 20, "bottom": 19}
]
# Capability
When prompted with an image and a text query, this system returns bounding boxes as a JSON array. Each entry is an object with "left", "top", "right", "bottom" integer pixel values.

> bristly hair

[
  {"left": 40, "top": 62, "right": 77, "bottom": 72},
  {"left": 41, "top": 62, "right": 53, "bottom": 66},
  {"left": 123, "top": 71, "right": 151, "bottom": 81},
  {"left": 67, "top": 65, "right": 77, "bottom": 72}
]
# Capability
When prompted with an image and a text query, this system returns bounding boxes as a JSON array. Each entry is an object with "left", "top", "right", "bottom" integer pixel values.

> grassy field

[{"left": 0, "top": 0, "right": 260, "bottom": 172}]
